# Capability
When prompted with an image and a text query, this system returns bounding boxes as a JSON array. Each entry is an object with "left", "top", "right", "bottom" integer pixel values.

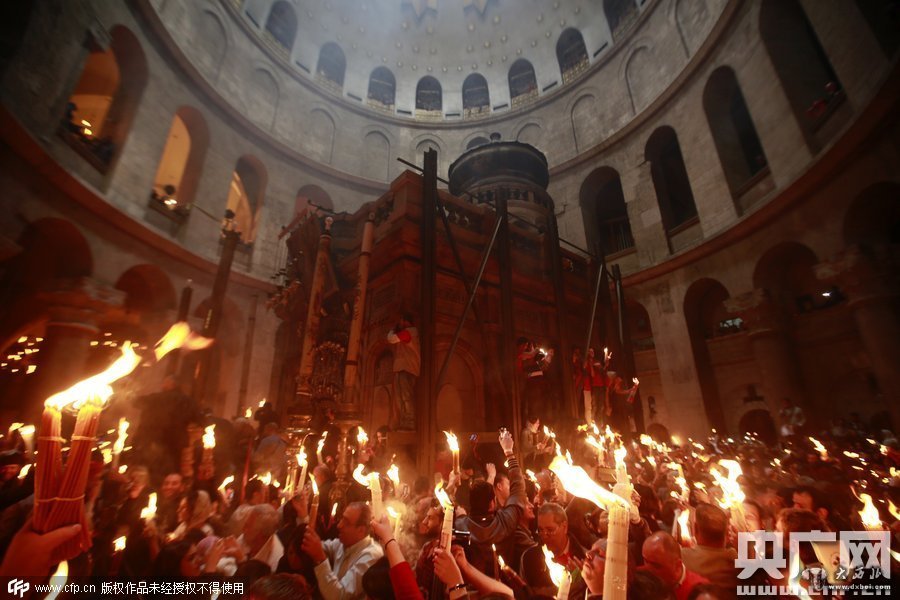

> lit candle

[
  {"left": 317, "top": 432, "right": 328, "bottom": 464},
  {"left": 308, "top": 475, "right": 320, "bottom": 528},
  {"left": 710, "top": 459, "right": 748, "bottom": 531},
  {"left": 443, "top": 431, "right": 460, "bottom": 474},
  {"left": 111, "top": 418, "right": 129, "bottom": 470},
  {"left": 386, "top": 505, "right": 402, "bottom": 540},
  {"left": 543, "top": 545, "right": 570, "bottom": 600},
  {"left": 492, "top": 543, "right": 500, "bottom": 580},
  {"left": 18, "top": 424, "right": 35, "bottom": 456},
  {"left": 858, "top": 494, "right": 883, "bottom": 530},
  {"left": 369, "top": 472, "right": 384, "bottom": 520},
  {"left": 297, "top": 448, "right": 309, "bottom": 497},
  {"left": 141, "top": 492, "right": 158, "bottom": 523},
  {"left": 387, "top": 462, "right": 400, "bottom": 491},
  {"left": 435, "top": 483, "right": 454, "bottom": 549}
]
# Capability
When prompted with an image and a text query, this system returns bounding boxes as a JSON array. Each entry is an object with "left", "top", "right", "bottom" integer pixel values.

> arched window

[
  {"left": 225, "top": 156, "right": 267, "bottom": 244},
  {"left": 462, "top": 73, "right": 490, "bottom": 117},
  {"left": 759, "top": 0, "right": 842, "bottom": 148},
  {"left": 579, "top": 167, "right": 634, "bottom": 257},
  {"left": 316, "top": 42, "right": 346, "bottom": 92},
  {"left": 264, "top": 1, "right": 297, "bottom": 57},
  {"left": 645, "top": 126, "right": 698, "bottom": 233},
  {"left": 415, "top": 76, "right": 442, "bottom": 118},
  {"left": 61, "top": 26, "right": 148, "bottom": 172},
  {"left": 149, "top": 107, "right": 210, "bottom": 219},
  {"left": 367, "top": 67, "right": 396, "bottom": 112},
  {"left": 703, "top": 67, "right": 768, "bottom": 198},
  {"left": 556, "top": 28, "right": 589, "bottom": 83},
  {"left": 508, "top": 59, "right": 537, "bottom": 107},
  {"left": 604, "top": 0, "right": 638, "bottom": 41}
]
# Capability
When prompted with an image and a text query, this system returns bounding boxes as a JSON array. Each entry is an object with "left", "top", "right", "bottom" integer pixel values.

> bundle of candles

[{"left": 35, "top": 343, "right": 141, "bottom": 559}]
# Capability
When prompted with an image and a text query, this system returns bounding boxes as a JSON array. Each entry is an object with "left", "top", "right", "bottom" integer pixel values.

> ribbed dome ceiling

[{"left": 242, "top": 0, "right": 616, "bottom": 118}]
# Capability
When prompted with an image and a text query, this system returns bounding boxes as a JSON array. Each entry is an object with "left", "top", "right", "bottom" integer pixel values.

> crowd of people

[{"left": 0, "top": 374, "right": 898, "bottom": 599}]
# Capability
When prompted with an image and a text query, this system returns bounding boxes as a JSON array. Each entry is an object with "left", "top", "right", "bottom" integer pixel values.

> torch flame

[
  {"left": 387, "top": 463, "right": 400, "bottom": 488},
  {"left": 677, "top": 509, "right": 694, "bottom": 545},
  {"left": 45, "top": 342, "right": 141, "bottom": 410},
  {"left": 113, "top": 418, "right": 129, "bottom": 455},
  {"left": 858, "top": 493, "right": 882, "bottom": 530},
  {"left": 809, "top": 437, "right": 828, "bottom": 460},
  {"left": 45, "top": 560, "right": 68, "bottom": 600},
  {"left": 141, "top": 492, "right": 158, "bottom": 521},
  {"left": 357, "top": 427, "right": 369, "bottom": 447},
  {"left": 113, "top": 536, "right": 127, "bottom": 552},
  {"left": 202, "top": 424, "right": 216, "bottom": 449},
  {"left": 710, "top": 459, "right": 745, "bottom": 509},
  {"left": 154, "top": 322, "right": 213, "bottom": 360},
  {"left": 434, "top": 483, "right": 453, "bottom": 509},
  {"left": 548, "top": 453, "right": 630, "bottom": 511},
  {"left": 443, "top": 430, "right": 459, "bottom": 452},
  {"left": 542, "top": 544, "right": 567, "bottom": 589},
  {"left": 218, "top": 476, "right": 235, "bottom": 496},
  {"left": 352, "top": 464, "right": 369, "bottom": 487}
]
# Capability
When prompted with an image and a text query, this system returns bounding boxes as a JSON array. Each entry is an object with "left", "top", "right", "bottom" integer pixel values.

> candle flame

[
  {"left": 434, "top": 483, "right": 453, "bottom": 509},
  {"left": 141, "top": 492, "right": 158, "bottom": 521},
  {"left": 639, "top": 434, "right": 653, "bottom": 446},
  {"left": 889, "top": 499, "right": 900, "bottom": 522},
  {"left": 858, "top": 493, "right": 882, "bottom": 530},
  {"left": 154, "top": 322, "right": 213, "bottom": 360},
  {"left": 118, "top": 465, "right": 128, "bottom": 474},
  {"left": 202, "top": 424, "right": 216, "bottom": 449},
  {"left": 45, "top": 560, "right": 68, "bottom": 600},
  {"left": 498, "top": 554, "right": 507, "bottom": 569},
  {"left": 353, "top": 464, "right": 369, "bottom": 487},
  {"left": 258, "top": 399, "right": 266, "bottom": 408},
  {"left": 218, "top": 476, "right": 234, "bottom": 495},
  {"left": 260, "top": 472, "right": 272, "bottom": 486},
  {"left": 386, "top": 505, "right": 400, "bottom": 523},
  {"left": 113, "top": 536, "right": 127, "bottom": 552},
  {"left": 45, "top": 342, "right": 141, "bottom": 410},
  {"left": 357, "top": 426, "right": 369, "bottom": 446},
  {"left": 710, "top": 459, "right": 745, "bottom": 509},
  {"left": 297, "top": 448, "right": 308, "bottom": 466},
  {"left": 525, "top": 469, "right": 537, "bottom": 482},
  {"left": 443, "top": 430, "right": 459, "bottom": 452},
  {"left": 311, "top": 474, "right": 319, "bottom": 496},
  {"left": 548, "top": 453, "right": 630, "bottom": 511},
  {"left": 113, "top": 418, "right": 129, "bottom": 454},
  {"left": 244, "top": 407, "right": 252, "bottom": 418},
  {"left": 331, "top": 503, "right": 339, "bottom": 518},
  {"left": 671, "top": 435, "right": 681, "bottom": 446},
  {"left": 542, "top": 545, "right": 567, "bottom": 589},
  {"left": 101, "top": 448, "right": 112, "bottom": 464},
  {"left": 17, "top": 464, "right": 31, "bottom": 480},
  {"left": 613, "top": 445, "right": 627, "bottom": 469},
  {"left": 542, "top": 425, "right": 557, "bottom": 439},
  {"left": 8, "top": 422, "right": 23, "bottom": 436},
  {"left": 387, "top": 463, "right": 400, "bottom": 488},
  {"left": 677, "top": 509, "right": 693, "bottom": 544},
  {"left": 809, "top": 437, "right": 828, "bottom": 460},
  {"left": 318, "top": 431, "right": 328, "bottom": 452}
]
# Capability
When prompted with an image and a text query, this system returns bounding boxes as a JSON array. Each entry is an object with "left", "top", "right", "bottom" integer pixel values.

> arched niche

[{"left": 578, "top": 166, "right": 634, "bottom": 258}]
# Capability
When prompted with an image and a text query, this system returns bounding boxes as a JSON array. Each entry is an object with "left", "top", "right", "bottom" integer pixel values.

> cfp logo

[{"left": 7, "top": 579, "right": 29, "bottom": 598}]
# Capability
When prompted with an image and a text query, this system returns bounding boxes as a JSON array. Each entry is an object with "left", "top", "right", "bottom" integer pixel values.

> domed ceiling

[{"left": 240, "top": 0, "right": 623, "bottom": 120}]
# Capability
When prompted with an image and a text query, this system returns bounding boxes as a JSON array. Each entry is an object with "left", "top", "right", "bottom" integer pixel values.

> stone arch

[
  {"left": 63, "top": 25, "right": 148, "bottom": 172},
  {"left": 151, "top": 106, "right": 210, "bottom": 210},
  {"left": 604, "top": 0, "right": 639, "bottom": 41},
  {"left": 645, "top": 423, "right": 670, "bottom": 443},
  {"left": 703, "top": 66, "right": 768, "bottom": 199},
  {"left": 556, "top": 28, "right": 589, "bottom": 82},
  {"left": 673, "top": 0, "right": 710, "bottom": 56},
  {"left": 508, "top": 59, "right": 537, "bottom": 106},
  {"left": 114, "top": 264, "right": 177, "bottom": 314},
  {"left": 683, "top": 278, "right": 731, "bottom": 431},
  {"left": 627, "top": 300, "right": 655, "bottom": 351},
  {"left": 296, "top": 184, "right": 333, "bottom": 213},
  {"left": 415, "top": 76, "right": 442, "bottom": 114},
  {"left": 308, "top": 107, "right": 336, "bottom": 164},
  {"left": 462, "top": 73, "right": 490, "bottom": 115},
  {"left": 362, "top": 131, "right": 391, "bottom": 181},
  {"left": 515, "top": 122, "right": 542, "bottom": 148},
  {"left": 753, "top": 242, "right": 822, "bottom": 317},
  {"left": 842, "top": 181, "right": 900, "bottom": 250},
  {"left": 264, "top": 0, "right": 297, "bottom": 55},
  {"left": 759, "top": 0, "right": 842, "bottom": 150},
  {"left": 226, "top": 155, "right": 267, "bottom": 243},
  {"left": 579, "top": 166, "right": 634, "bottom": 257},
  {"left": 190, "top": 8, "right": 228, "bottom": 81},
  {"left": 623, "top": 44, "right": 655, "bottom": 114},
  {"left": 434, "top": 339, "right": 485, "bottom": 432},
  {"left": 367, "top": 66, "right": 396, "bottom": 110},
  {"left": 645, "top": 126, "right": 698, "bottom": 233},
  {"left": 317, "top": 42, "right": 346, "bottom": 89},
  {"left": 466, "top": 136, "right": 490, "bottom": 150},
  {"left": 570, "top": 93, "right": 600, "bottom": 152},
  {"left": 248, "top": 67, "right": 279, "bottom": 131}
]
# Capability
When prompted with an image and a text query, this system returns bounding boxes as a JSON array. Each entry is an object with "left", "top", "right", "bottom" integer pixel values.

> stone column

[
  {"left": 815, "top": 244, "right": 900, "bottom": 425},
  {"left": 624, "top": 161, "right": 670, "bottom": 268},
  {"left": 28, "top": 277, "right": 123, "bottom": 413},
  {"left": 725, "top": 289, "right": 806, "bottom": 419}
]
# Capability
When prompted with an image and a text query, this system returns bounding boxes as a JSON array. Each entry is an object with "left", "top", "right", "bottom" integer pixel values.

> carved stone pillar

[
  {"left": 815, "top": 244, "right": 900, "bottom": 425},
  {"left": 724, "top": 289, "right": 806, "bottom": 419},
  {"left": 28, "top": 277, "right": 123, "bottom": 411}
]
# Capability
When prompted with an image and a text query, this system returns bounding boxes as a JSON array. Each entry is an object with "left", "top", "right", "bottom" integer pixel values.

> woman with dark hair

[
  {"left": 150, "top": 540, "right": 203, "bottom": 579},
  {"left": 170, "top": 489, "right": 214, "bottom": 540}
]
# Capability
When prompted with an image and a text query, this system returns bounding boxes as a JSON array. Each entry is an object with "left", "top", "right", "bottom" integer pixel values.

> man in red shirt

[
  {"left": 387, "top": 313, "right": 420, "bottom": 430},
  {"left": 640, "top": 531, "right": 709, "bottom": 600}
]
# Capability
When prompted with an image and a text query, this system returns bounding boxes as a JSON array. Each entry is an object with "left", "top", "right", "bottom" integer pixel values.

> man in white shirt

[{"left": 302, "top": 501, "right": 384, "bottom": 600}]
